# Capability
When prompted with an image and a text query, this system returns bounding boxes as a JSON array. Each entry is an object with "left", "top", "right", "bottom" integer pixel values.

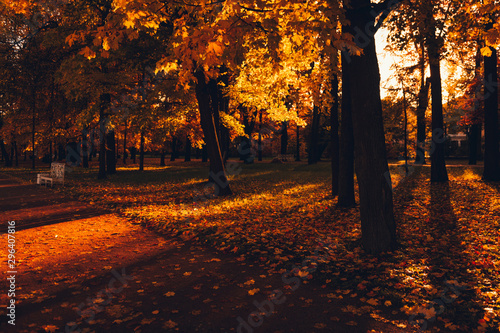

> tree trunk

[
  {"left": 427, "top": 19, "right": 448, "bottom": 182},
  {"left": 202, "top": 144, "right": 208, "bottom": 162},
  {"left": 331, "top": 74, "right": 340, "bottom": 197},
  {"left": 160, "top": 148, "right": 166, "bottom": 166},
  {"left": 308, "top": 106, "right": 320, "bottom": 165},
  {"left": 345, "top": 0, "right": 397, "bottom": 253},
  {"left": 483, "top": 46, "right": 500, "bottom": 181},
  {"left": 13, "top": 140, "right": 18, "bottom": 167},
  {"left": 32, "top": 98, "right": 36, "bottom": 170},
  {"left": 240, "top": 108, "right": 256, "bottom": 164},
  {"left": 123, "top": 122, "right": 128, "bottom": 165},
  {"left": 470, "top": 46, "right": 483, "bottom": 166},
  {"left": 195, "top": 70, "right": 232, "bottom": 196},
  {"left": 106, "top": 129, "right": 116, "bottom": 174},
  {"left": 58, "top": 144, "right": 65, "bottom": 161},
  {"left": 170, "top": 137, "right": 177, "bottom": 161},
  {"left": 98, "top": 94, "right": 109, "bottom": 180},
  {"left": 338, "top": 52, "right": 356, "bottom": 207},
  {"left": 49, "top": 141, "right": 53, "bottom": 164},
  {"left": 185, "top": 136, "right": 192, "bottom": 162},
  {"left": 280, "top": 121, "right": 288, "bottom": 155},
  {"left": 0, "top": 139, "right": 11, "bottom": 167},
  {"left": 415, "top": 79, "right": 430, "bottom": 165},
  {"left": 258, "top": 111, "right": 263, "bottom": 161},
  {"left": 139, "top": 130, "right": 145, "bottom": 171},
  {"left": 82, "top": 128, "right": 89, "bottom": 168},
  {"left": 131, "top": 147, "right": 136, "bottom": 164},
  {"left": 296, "top": 124, "right": 301, "bottom": 161},
  {"left": 415, "top": 42, "right": 429, "bottom": 164},
  {"left": 469, "top": 124, "right": 480, "bottom": 165}
]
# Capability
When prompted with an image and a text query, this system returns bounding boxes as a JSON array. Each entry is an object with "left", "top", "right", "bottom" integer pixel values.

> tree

[
  {"left": 337, "top": 51, "right": 355, "bottom": 207},
  {"left": 482, "top": 44, "right": 500, "bottom": 181},
  {"left": 331, "top": 73, "right": 340, "bottom": 197},
  {"left": 424, "top": 3, "right": 449, "bottom": 182},
  {"left": 450, "top": 0, "right": 500, "bottom": 179},
  {"left": 342, "top": 0, "right": 399, "bottom": 253}
]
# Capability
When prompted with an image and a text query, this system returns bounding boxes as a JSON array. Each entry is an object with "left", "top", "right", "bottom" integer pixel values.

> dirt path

[{"left": 0, "top": 174, "right": 416, "bottom": 333}]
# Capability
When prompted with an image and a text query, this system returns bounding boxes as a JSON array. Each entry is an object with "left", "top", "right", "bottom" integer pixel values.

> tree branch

[
  {"left": 238, "top": 4, "right": 272, "bottom": 13},
  {"left": 372, "top": 0, "right": 404, "bottom": 33}
]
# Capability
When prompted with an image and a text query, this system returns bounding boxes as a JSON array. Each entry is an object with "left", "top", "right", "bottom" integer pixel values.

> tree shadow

[
  {"left": 420, "top": 180, "right": 482, "bottom": 331},
  {"left": 0, "top": 177, "right": 108, "bottom": 233}
]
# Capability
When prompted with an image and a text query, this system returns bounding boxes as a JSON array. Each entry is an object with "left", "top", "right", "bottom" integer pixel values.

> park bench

[{"left": 37, "top": 162, "right": 65, "bottom": 187}]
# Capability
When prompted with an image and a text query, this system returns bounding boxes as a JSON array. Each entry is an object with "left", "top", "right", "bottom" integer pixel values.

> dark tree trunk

[
  {"left": 469, "top": 124, "right": 480, "bottom": 165},
  {"left": 240, "top": 108, "right": 256, "bottom": 164},
  {"left": 296, "top": 125, "right": 301, "bottom": 161},
  {"left": 415, "top": 42, "right": 429, "bottom": 164},
  {"left": 220, "top": 126, "right": 230, "bottom": 163},
  {"left": 345, "top": 1, "right": 397, "bottom": 253},
  {"left": 338, "top": 52, "right": 356, "bottom": 207},
  {"left": 82, "top": 128, "right": 89, "bottom": 168},
  {"left": 0, "top": 139, "right": 11, "bottom": 167},
  {"left": 32, "top": 99, "right": 36, "bottom": 170},
  {"left": 98, "top": 94, "right": 109, "bottom": 180},
  {"left": 308, "top": 106, "right": 320, "bottom": 165},
  {"left": 258, "top": 111, "right": 263, "bottom": 161},
  {"left": 185, "top": 136, "right": 192, "bottom": 162},
  {"left": 208, "top": 70, "right": 230, "bottom": 163},
  {"left": 280, "top": 121, "right": 288, "bottom": 155},
  {"left": 106, "top": 129, "right": 116, "bottom": 174},
  {"left": 239, "top": 136, "right": 252, "bottom": 163},
  {"left": 131, "top": 147, "right": 136, "bottom": 164},
  {"left": 195, "top": 70, "right": 232, "bottom": 196},
  {"left": 170, "top": 137, "right": 177, "bottom": 161},
  {"left": 427, "top": 19, "right": 448, "bottom": 182},
  {"left": 90, "top": 138, "right": 95, "bottom": 161},
  {"left": 58, "top": 144, "right": 65, "bottom": 161},
  {"left": 160, "top": 148, "right": 166, "bottom": 166},
  {"left": 49, "top": 141, "right": 53, "bottom": 164},
  {"left": 139, "top": 131, "right": 145, "bottom": 171},
  {"left": 331, "top": 74, "right": 340, "bottom": 197},
  {"left": 123, "top": 122, "right": 128, "bottom": 165},
  {"left": 415, "top": 79, "right": 430, "bottom": 165},
  {"left": 219, "top": 70, "right": 231, "bottom": 163},
  {"left": 483, "top": 46, "right": 500, "bottom": 181},
  {"left": 201, "top": 144, "right": 208, "bottom": 162},
  {"left": 470, "top": 46, "right": 482, "bottom": 166},
  {"left": 12, "top": 140, "right": 18, "bottom": 167}
]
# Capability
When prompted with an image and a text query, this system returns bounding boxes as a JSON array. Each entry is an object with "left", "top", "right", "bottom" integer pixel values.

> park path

[{"left": 0, "top": 174, "right": 415, "bottom": 333}]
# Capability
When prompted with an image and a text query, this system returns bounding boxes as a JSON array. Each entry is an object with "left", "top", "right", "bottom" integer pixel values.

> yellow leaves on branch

[
  {"left": 80, "top": 46, "right": 96, "bottom": 60},
  {"left": 207, "top": 41, "right": 224, "bottom": 57},
  {"left": 481, "top": 46, "right": 493, "bottom": 57},
  {"left": 155, "top": 58, "right": 178, "bottom": 74}
]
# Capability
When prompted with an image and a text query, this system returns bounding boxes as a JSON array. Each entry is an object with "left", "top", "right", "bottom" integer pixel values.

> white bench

[{"left": 38, "top": 162, "right": 65, "bottom": 187}]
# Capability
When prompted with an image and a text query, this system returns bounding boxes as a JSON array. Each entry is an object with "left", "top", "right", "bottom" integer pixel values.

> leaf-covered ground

[{"left": 3, "top": 160, "right": 500, "bottom": 332}]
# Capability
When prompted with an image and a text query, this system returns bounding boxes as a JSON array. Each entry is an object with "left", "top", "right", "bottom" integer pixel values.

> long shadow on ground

[{"left": 0, "top": 174, "right": 108, "bottom": 232}]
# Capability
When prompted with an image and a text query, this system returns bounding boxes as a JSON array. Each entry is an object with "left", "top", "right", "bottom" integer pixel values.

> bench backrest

[{"left": 50, "top": 162, "right": 65, "bottom": 180}]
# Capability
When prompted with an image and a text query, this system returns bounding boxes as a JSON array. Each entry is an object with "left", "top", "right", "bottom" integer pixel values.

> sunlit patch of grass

[
  {"left": 449, "top": 167, "right": 482, "bottom": 181},
  {"left": 116, "top": 165, "right": 172, "bottom": 171}
]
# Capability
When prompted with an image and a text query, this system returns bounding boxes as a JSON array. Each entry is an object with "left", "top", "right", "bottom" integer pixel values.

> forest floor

[{"left": 0, "top": 159, "right": 499, "bottom": 333}]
